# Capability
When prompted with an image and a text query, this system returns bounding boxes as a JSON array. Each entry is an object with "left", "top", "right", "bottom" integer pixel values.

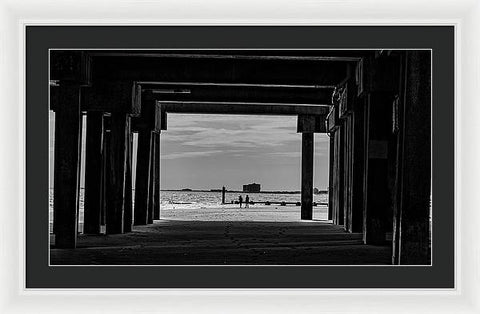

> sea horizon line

[{"left": 160, "top": 188, "right": 329, "bottom": 194}]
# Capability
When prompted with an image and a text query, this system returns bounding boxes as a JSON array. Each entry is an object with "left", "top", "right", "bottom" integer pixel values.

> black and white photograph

[
  {"left": 48, "top": 49, "right": 432, "bottom": 266},
  {"left": 2, "top": 0, "right": 478, "bottom": 309}
]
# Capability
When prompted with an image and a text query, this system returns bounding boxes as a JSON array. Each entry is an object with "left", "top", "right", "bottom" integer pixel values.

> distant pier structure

[{"left": 243, "top": 183, "right": 261, "bottom": 193}]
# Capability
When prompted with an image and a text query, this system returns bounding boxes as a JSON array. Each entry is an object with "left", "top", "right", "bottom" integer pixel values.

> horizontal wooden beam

[
  {"left": 297, "top": 115, "right": 327, "bottom": 133},
  {"left": 91, "top": 56, "right": 349, "bottom": 86},
  {"left": 137, "top": 81, "right": 336, "bottom": 89},
  {"left": 158, "top": 101, "right": 330, "bottom": 116},
  {"left": 140, "top": 83, "right": 333, "bottom": 105},
  {"left": 80, "top": 81, "right": 140, "bottom": 115},
  {"left": 50, "top": 51, "right": 91, "bottom": 84},
  {"left": 88, "top": 51, "right": 363, "bottom": 62}
]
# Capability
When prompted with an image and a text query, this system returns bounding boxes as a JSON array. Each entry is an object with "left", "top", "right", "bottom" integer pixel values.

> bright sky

[
  {"left": 49, "top": 112, "right": 330, "bottom": 191},
  {"left": 160, "top": 114, "right": 329, "bottom": 191}
]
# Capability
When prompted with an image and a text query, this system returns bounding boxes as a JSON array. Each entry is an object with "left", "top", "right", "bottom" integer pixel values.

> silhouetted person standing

[
  {"left": 245, "top": 195, "right": 250, "bottom": 208},
  {"left": 238, "top": 195, "right": 243, "bottom": 208}
]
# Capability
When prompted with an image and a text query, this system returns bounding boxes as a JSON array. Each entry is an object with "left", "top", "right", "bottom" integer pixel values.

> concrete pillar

[
  {"left": 351, "top": 100, "right": 366, "bottom": 233},
  {"left": 75, "top": 116, "right": 83, "bottom": 234},
  {"left": 328, "top": 135, "right": 334, "bottom": 220},
  {"left": 105, "top": 112, "right": 128, "bottom": 234},
  {"left": 301, "top": 132, "right": 314, "bottom": 220},
  {"left": 393, "top": 51, "right": 431, "bottom": 264},
  {"left": 333, "top": 125, "right": 345, "bottom": 225},
  {"left": 83, "top": 112, "right": 104, "bottom": 234},
  {"left": 147, "top": 133, "right": 156, "bottom": 224},
  {"left": 134, "top": 129, "right": 152, "bottom": 225},
  {"left": 123, "top": 117, "right": 133, "bottom": 232},
  {"left": 343, "top": 115, "right": 353, "bottom": 231},
  {"left": 100, "top": 129, "right": 110, "bottom": 227},
  {"left": 53, "top": 86, "right": 82, "bottom": 248},
  {"left": 153, "top": 133, "right": 161, "bottom": 220},
  {"left": 362, "top": 92, "right": 393, "bottom": 244}
]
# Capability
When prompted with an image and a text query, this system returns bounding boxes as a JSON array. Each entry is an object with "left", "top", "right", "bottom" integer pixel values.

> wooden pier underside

[
  {"left": 50, "top": 50, "right": 432, "bottom": 265},
  {"left": 158, "top": 100, "right": 330, "bottom": 116}
]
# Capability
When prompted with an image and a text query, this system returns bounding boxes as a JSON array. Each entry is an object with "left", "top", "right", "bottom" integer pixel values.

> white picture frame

[{"left": 0, "top": 0, "right": 478, "bottom": 312}]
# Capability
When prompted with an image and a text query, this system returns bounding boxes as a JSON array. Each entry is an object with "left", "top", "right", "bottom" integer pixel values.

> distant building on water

[{"left": 243, "top": 183, "right": 261, "bottom": 193}]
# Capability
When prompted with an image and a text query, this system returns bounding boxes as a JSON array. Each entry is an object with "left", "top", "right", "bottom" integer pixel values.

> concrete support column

[
  {"left": 123, "top": 117, "right": 133, "bottom": 232},
  {"left": 83, "top": 112, "right": 104, "bottom": 234},
  {"left": 333, "top": 126, "right": 345, "bottom": 225},
  {"left": 363, "top": 92, "right": 393, "bottom": 244},
  {"left": 351, "top": 101, "right": 366, "bottom": 233},
  {"left": 53, "top": 86, "right": 82, "bottom": 248},
  {"left": 105, "top": 112, "right": 128, "bottom": 234},
  {"left": 147, "top": 133, "right": 156, "bottom": 224},
  {"left": 343, "top": 115, "right": 353, "bottom": 231},
  {"left": 100, "top": 129, "right": 110, "bottom": 227},
  {"left": 328, "top": 135, "right": 334, "bottom": 220},
  {"left": 394, "top": 51, "right": 431, "bottom": 264},
  {"left": 134, "top": 129, "right": 152, "bottom": 225},
  {"left": 153, "top": 133, "right": 161, "bottom": 220},
  {"left": 301, "top": 132, "right": 314, "bottom": 220}
]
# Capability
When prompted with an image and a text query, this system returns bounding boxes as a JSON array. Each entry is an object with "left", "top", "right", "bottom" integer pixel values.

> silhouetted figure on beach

[
  {"left": 238, "top": 195, "right": 243, "bottom": 208},
  {"left": 245, "top": 195, "right": 250, "bottom": 208}
]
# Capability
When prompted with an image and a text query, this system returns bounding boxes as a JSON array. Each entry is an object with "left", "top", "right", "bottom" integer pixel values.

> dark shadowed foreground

[{"left": 51, "top": 218, "right": 391, "bottom": 265}]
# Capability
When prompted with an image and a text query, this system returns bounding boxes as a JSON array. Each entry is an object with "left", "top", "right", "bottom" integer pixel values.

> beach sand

[
  {"left": 50, "top": 205, "right": 391, "bottom": 265},
  {"left": 160, "top": 203, "right": 329, "bottom": 221}
]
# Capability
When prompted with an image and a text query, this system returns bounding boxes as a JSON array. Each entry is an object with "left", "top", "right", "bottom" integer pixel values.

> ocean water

[
  {"left": 160, "top": 191, "right": 328, "bottom": 210},
  {"left": 48, "top": 189, "right": 328, "bottom": 227}
]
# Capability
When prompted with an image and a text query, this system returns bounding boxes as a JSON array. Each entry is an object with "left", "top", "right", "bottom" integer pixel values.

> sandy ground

[
  {"left": 50, "top": 205, "right": 391, "bottom": 265},
  {"left": 160, "top": 203, "right": 329, "bottom": 221}
]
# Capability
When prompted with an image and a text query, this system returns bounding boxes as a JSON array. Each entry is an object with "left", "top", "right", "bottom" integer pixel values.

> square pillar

[
  {"left": 147, "top": 133, "right": 156, "bottom": 224},
  {"left": 105, "top": 112, "right": 128, "bottom": 234},
  {"left": 100, "top": 129, "right": 110, "bottom": 227},
  {"left": 134, "top": 129, "right": 152, "bottom": 225},
  {"left": 343, "top": 115, "right": 353, "bottom": 231},
  {"left": 301, "top": 132, "right": 314, "bottom": 220},
  {"left": 52, "top": 86, "right": 82, "bottom": 248},
  {"left": 351, "top": 99, "right": 366, "bottom": 233},
  {"left": 362, "top": 92, "right": 393, "bottom": 244},
  {"left": 83, "top": 112, "right": 104, "bottom": 234},
  {"left": 153, "top": 133, "right": 161, "bottom": 220},
  {"left": 393, "top": 51, "right": 431, "bottom": 264},
  {"left": 123, "top": 117, "right": 133, "bottom": 232},
  {"left": 333, "top": 125, "right": 345, "bottom": 225},
  {"left": 328, "top": 135, "right": 334, "bottom": 220}
]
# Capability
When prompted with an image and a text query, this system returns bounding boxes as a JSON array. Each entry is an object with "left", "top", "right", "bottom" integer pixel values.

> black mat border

[{"left": 25, "top": 26, "right": 454, "bottom": 288}]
